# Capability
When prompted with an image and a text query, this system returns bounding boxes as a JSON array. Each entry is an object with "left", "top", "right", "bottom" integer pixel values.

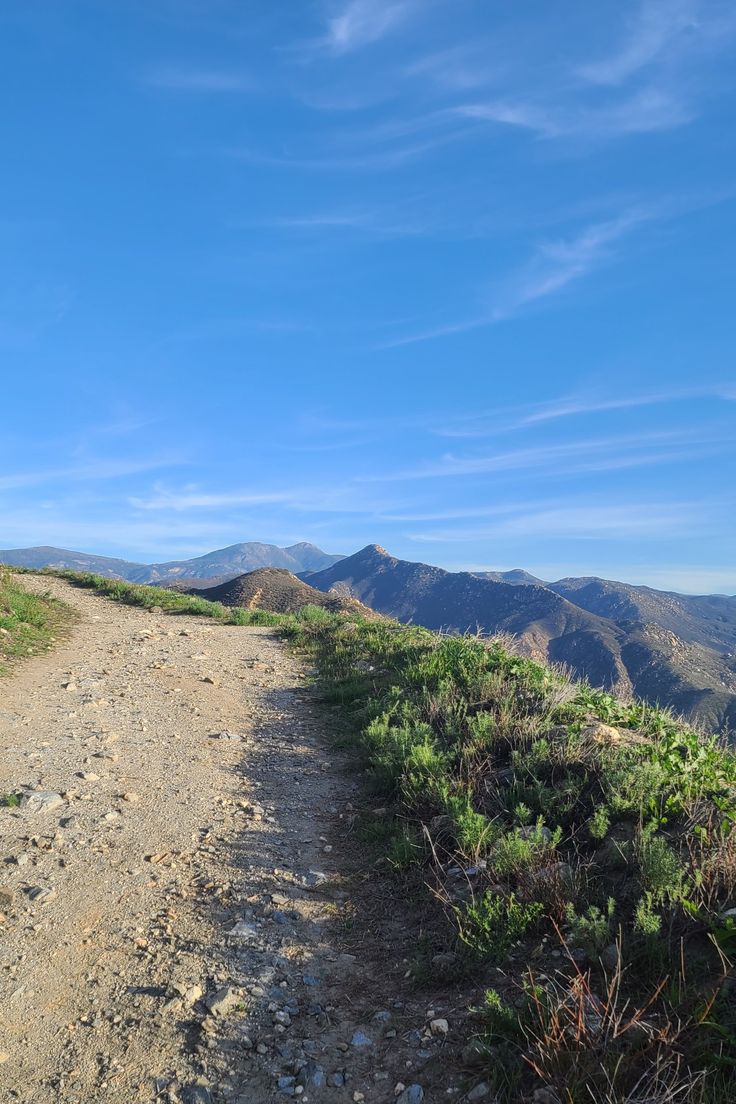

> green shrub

[
  {"left": 458, "top": 892, "right": 543, "bottom": 961},
  {"left": 565, "top": 898, "right": 616, "bottom": 955}
]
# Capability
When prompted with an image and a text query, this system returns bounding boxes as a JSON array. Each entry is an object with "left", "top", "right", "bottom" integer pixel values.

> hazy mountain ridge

[
  {"left": 0, "top": 542, "right": 343, "bottom": 583},
  {"left": 308, "top": 545, "right": 736, "bottom": 732}
]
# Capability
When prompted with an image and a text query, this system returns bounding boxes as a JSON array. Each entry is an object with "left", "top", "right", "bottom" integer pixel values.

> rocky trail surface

[{"left": 0, "top": 577, "right": 477, "bottom": 1104}]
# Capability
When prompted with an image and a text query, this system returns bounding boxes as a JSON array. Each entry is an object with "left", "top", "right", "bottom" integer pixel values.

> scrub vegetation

[
  {"left": 0, "top": 567, "right": 75, "bottom": 673},
  {"left": 285, "top": 611, "right": 736, "bottom": 1104},
  {"left": 10, "top": 566, "right": 736, "bottom": 1101}
]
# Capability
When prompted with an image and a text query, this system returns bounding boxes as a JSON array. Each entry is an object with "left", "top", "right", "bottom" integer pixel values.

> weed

[
  {"left": 458, "top": 892, "right": 543, "bottom": 961},
  {"left": 566, "top": 898, "right": 616, "bottom": 956}
]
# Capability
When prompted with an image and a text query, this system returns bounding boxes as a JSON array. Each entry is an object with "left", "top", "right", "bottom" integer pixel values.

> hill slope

[
  {"left": 307, "top": 545, "right": 736, "bottom": 730},
  {"left": 192, "top": 567, "right": 380, "bottom": 618},
  {"left": 549, "top": 575, "right": 736, "bottom": 653}
]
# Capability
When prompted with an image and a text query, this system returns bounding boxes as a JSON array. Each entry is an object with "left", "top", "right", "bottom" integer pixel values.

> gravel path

[{"left": 0, "top": 577, "right": 470, "bottom": 1104}]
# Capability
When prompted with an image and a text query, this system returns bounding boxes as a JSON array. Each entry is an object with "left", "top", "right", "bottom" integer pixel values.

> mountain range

[
  {"left": 3, "top": 540, "right": 735, "bottom": 732},
  {"left": 0, "top": 542, "right": 343, "bottom": 586},
  {"left": 305, "top": 545, "right": 736, "bottom": 734}
]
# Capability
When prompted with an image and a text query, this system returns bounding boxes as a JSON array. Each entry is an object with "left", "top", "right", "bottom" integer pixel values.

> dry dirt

[{"left": 0, "top": 576, "right": 478, "bottom": 1104}]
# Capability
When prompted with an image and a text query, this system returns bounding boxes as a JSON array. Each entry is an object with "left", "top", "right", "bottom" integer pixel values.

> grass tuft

[{"left": 0, "top": 567, "right": 75, "bottom": 673}]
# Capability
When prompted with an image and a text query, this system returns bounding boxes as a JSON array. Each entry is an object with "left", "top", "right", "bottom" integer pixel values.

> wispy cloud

[
  {"left": 129, "top": 487, "right": 291, "bottom": 511},
  {"left": 319, "top": 0, "right": 415, "bottom": 54},
  {"left": 407, "top": 501, "right": 703, "bottom": 542},
  {"left": 365, "top": 428, "right": 726, "bottom": 482},
  {"left": 0, "top": 456, "right": 183, "bottom": 493},
  {"left": 453, "top": 87, "right": 693, "bottom": 141},
  {"left": 578, "top": 0, "right": 699, "bottom": 86},
  {"left": 404, "top": 45, "right": 495, "bottom": 90},
  {"left": 145, "top": 66, "right": 252, "bottom": 92},
  {"left": 384, "top": 206, "right": 656, "bottom": 346},
  {"left": 432, "top": 387, "right": 728, "bottom": 438}
]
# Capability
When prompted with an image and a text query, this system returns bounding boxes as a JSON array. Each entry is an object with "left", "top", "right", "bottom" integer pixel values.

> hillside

[
  {"left": 192, "top": 567, "right": 380, "bottom": 618},
  {"left": 0, "top": 541, "right": 343, "bottom": 584},
  {"left": 474, "top": 568, "right": 547, "bottom": 586},
  {"left": 308, "top": 545, "right": 736, "bottom": 731},
  {"left": 0, "top": 545, "right": 142, "bottom": 578},
  {"left": 550, "top": 575, "right": 736, "bottom": 653}
]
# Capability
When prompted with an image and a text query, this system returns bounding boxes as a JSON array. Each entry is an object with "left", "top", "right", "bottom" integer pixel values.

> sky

[{"left": 1, "top": 0, "right": 735, "bottom": 593}]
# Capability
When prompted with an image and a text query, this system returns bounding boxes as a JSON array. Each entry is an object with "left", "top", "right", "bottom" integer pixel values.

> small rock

[
  {"left": 396, "top": 1086, "right": 424, "bottom": 1104},
  {"left": 182, "top": 1084, "right": 213, "bottom": 1104},
  {"left": 227, "top": 920, "right": 259, "bottom": 942},
  {"left": 303, "top": 870, "right": 328, "bottom": 889},
  {"left": 350, "top": 1029, "right": 372, "bottom": 1048},
  {"left": 296, "top": 1061, "right": 326, "bottom": 1089},
  {"left": 206, "top": 985, "right": 242, "bottom": 1017},
  {"left": 431, "top": 951, "right": 459, "bottom": 978},
  {"left": 201, "top": 675, "right": 219, "bottom": 686},
  {"left": 122, "top": 792, "right": 140, "bottom": 803},
  {"left": 600, "top": 944, "right": 620, "bottom": 971},
  {"left": 22, "top": 791, "right": 64, "bottom": 814},
  {"left": 429, "top": 1017, "right": 449, "bottom": 1036},
  {"left": 467, "top": 1084, "right": 490, "bottom": 1102},
  {"left": 27, "top": 886, "right": 57, "bottom": 905},
  {"left": 533, "top": 1090, "right": 561, "bottom": 1104}
]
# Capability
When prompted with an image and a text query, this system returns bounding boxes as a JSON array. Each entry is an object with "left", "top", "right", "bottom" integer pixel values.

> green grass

[
  {"left": 283, "top": 612, "right": 736, "bottom": 1103},
  {"left": 0, "top": 567, "right": 75, "bottom": 673},
  {"left": 16, "top": 567, "right": 289, "bottom": 626}
]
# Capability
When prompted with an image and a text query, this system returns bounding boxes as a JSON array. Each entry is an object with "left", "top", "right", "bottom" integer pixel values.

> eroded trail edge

[{"left": 0, "top": 577, "right": 463, "bottom": 1104}]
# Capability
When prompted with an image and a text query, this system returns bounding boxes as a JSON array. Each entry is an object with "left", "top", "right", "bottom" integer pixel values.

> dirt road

[{"left": 0, "top": 577, "right": 468, "bottom": 1104}]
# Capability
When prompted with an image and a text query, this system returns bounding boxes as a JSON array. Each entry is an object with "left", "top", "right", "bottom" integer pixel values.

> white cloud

[
  {"left": 579, "top": 0, "right": 700, "bottom": 86},
  {"left": 384, "top": 207, "right": 656, "bottom": 345},
  {"left": 366, "top": 428, "right": 725, "bottom": 481},
  {"left": 321, "top": 0, "right": 415, "bottom": 54},
  {"left": 0, "top": 456, "right": 183, "bottom": 493},
  {"left": 453, "top": 87, "right": 692, "bottom": 141},
  {"left": 407, "top": 502, "right": 701, "bottom": 542},
  {"left": 129, "top": 488, "right": 291, "bottom": 511}
]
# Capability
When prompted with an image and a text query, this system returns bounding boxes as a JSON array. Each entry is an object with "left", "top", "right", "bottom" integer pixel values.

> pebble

[
  {"left": 22, "top": 791, "right": 64, "bottom": 814},
  {"left": 396, "top": 1086, "right": 424, "bottom": 1104},
  {"left": 600, "top": 943, "right": 620, "bottom": 971},
  {"left": 27, "top": 886, "right": 57, "bottom": 905},
  {"left": 206, "top": 985, "right": 242, "bottom": 1017},
  {"left": 350, "top": 1030, "right": 373, "bottom": 1048},
  {"left": 429, "top": 1018, "right": 449, "bottom": 1036},
  {"left": 182, "top": 1084, "right": 213, "bottom": 1104},
  {"left": 467, "top": 1084, "right": 490, "bottom": 1102}
]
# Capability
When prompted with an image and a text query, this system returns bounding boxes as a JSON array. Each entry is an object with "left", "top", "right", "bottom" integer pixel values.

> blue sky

[{"left": 1, "top": 0, "right": 735, "bottom": 592}]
